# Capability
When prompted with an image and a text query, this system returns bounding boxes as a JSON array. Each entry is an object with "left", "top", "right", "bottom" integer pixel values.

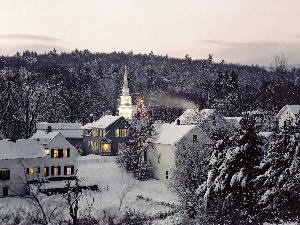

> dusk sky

[{"left": 1, "top": 0, "right": 300, "bottom": 66}]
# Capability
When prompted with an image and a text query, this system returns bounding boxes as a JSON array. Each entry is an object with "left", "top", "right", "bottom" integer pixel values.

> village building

[
  {"left": 176, "top": 108, "right": 229, "bottom": 138},
  {"left": 0, "top": 139, "right": 46, "bottom": 197},
  {"left": 118, "top": 65, "right": 136, "bottom": 119},
  {"left": 276, "top": 105, "right": 300, "bottom": 131},
  {"left": 81, "top": 114, "right": 132, "bottom": 156},
  {"left": 146, "top": 122, "right": 212, "bottom": 182},
  {"left": 30, "top": 131, "right": 78, "bottom": 181},
  {"left": 35, "top": 122, "right": 83, "bottom": 147}
]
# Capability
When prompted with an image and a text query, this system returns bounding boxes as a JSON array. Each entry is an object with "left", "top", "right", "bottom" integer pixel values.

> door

[{"left": 3, "top": 187, "right": 8, "bottom": 197}]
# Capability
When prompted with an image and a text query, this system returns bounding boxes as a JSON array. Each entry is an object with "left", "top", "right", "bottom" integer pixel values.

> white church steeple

[{"left": 118, "top": 66, "right": 135, "bottom": 119}]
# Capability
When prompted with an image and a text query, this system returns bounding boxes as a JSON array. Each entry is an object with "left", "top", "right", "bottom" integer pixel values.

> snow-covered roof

[
  {"left": 82, "top": 115, "right": 122, "bottom": 129},
  {"left": 36, "top": 122, "right": 83, "bottom": 138},
  {"left": 276, "top": 105, "right": 300, "bottom": 118},
  {"left": 151, "top": 123, "right": 197, "bottom": 145},
  {"left": 0, "top": 139, "right": 46, "bottom": 160},
  {"left": 30, "top": 130, "right": 60, "bottom": 144},
  {"left": 177, "top": 108, "right": 217, "bottom": 125}
]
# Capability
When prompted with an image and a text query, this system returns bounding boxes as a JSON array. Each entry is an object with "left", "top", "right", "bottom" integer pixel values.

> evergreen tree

[{"left": 199, "top": 114, "right": 262, "bottom": 224}]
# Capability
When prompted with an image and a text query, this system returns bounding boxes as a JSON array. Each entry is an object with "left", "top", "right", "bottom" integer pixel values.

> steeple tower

[{"left": 118, "top": 66, "right": 134, "bottom": 119}]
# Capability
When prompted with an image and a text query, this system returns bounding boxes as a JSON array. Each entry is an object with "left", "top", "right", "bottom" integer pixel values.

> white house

[
  {"left": 146, "top": 123, "right": 212, "bottom": 182},
  {"left": 35, "top": 122, "right": 83, "bottom": 147},
  {"left": 0, "top": 139, "right": 46, "bottom": 197},
  {"left": 176, "top": 108, "right": 229, "bottom": 137},
  {"left": 30, "top": 131, "right": 78, "bottom": 180},
  {"left": 276, "top": 105, "right": 300, "bottom": 130}
]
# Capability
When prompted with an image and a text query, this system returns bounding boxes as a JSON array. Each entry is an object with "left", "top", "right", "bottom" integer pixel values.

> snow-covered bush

[{"left": 93, "top": 206, "right": 124, "bottom": 225}]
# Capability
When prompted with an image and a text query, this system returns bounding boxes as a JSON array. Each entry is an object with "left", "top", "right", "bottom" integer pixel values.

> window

[
  {"left": 115, "top": 129, "right": 120, "bottom": 137},
  {"left": 0, "top": 170, "right": 10, "bottom": 180},
  {"left": 44, "top": 167, "right": 49, "bottom": 176},
  {"left": 51, "top": 166, "right": 61, "bottom": 176},
  {"left": 51, "top": 149, "right": 69, "bottom": 158},
  {"left": 92, "top": 141, "right": 99, "bottom": 150},
  {"left": 63, "top": 148, "right": 70, "bottom": 158},
  {"left": 122, "top": 129, "right": 129, "bottom": 137},
  {"left": 92, "top": 129, "right": 98, "bottom": 136},
  {"left": 52, "top": 149, "right": 59, "bottom": 158},
  {"left": 64, "top": 166, "right": 75, "bottom": 175},
  {"left": 193, "top": 135, "right": 197, "bottom": 143},
  {"left": 27, "top": 167, "right": 40, "bottom": 174},
  {"left": 166, "top": 171, "right": 169, "bottom": 179},
  {"left": 99, "top": 129, "right": 104, "bottom": 137},
  {"left": 115, "top": 128, "right": 129, "bottom": 137},
  {"left": 101, "top": 143, "right": 111, "bottom": 152},
  {"left": 45, "top": 148, "right": 50, "bottom": 155}
]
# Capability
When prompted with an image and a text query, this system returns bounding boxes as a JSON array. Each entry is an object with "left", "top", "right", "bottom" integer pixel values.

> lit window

[
  {"left": 101, "top": 143, "right": 111, "bottom": 152},
  {"left": 64, "top": 166, "right": 74, "bottom": 175},
  {"left": 92, "top": 129, "right": 98, "bottom": 136},
  {"left": 45, "top": 148, "right": 50, "bottom": 155},
  {"left": 115, "top": 129, "right": 120, "bottom": 137},
  {"left": 92, "top": 141, "right": 99, "bottom": 150},
  {"left": 28, "top": 167, "right": 39, "bottom": 174},
  {"left": 53, "top": 149, "right": 58, "bottom": 158},
  {"left": 122, "top": 129, "right": 129, "bottom": 137},
  {"left": 44, "top": 167, "right": 49, "bottom": 176},
  {"left": 118, "top": 142, "right": 125, "bottom": 150},
  {"left": 63, "top": 148, "right": 70, "bottom": 158},
  {"left": 99, "top": 129, "right": 104, "bottom": 137},
  {"left": 53, "top": 167, "right": 59, "bottom": 175}
]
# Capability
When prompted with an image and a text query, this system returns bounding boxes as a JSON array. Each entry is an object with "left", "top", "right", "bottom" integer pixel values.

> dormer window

[{"left": 115, "top": 129, "right": 129, "bottom": 137}]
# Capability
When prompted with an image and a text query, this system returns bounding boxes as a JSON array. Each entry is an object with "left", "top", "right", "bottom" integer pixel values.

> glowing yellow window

[
  {"left": 28, "top": 167, "right": 39, "bottom": 174},
  {"left": 53, "top": 149, "right": 58, "bottom": 158},
  {"left": 115, "top": 129, "right": 120, "bottom": 137},
  {"left": 122, "top": 129, "right": 129, "bottom": 137},
  {"left": 101, "top": 143, "right": 111, "bottom": 152},
  {"left": 45, "top": 148, "right": 50, "bottom": 155}
]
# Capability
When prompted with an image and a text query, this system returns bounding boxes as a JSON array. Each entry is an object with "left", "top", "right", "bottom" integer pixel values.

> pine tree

[{"left": 199, "top": 114, "right": 262, "bottom": 224}]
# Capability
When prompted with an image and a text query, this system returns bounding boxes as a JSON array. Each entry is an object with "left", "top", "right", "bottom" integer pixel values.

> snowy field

[{"left": 0, "top": 155, "right": 179, "bottom": 224}]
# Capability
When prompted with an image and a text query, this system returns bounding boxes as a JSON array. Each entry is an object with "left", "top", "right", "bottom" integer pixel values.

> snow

[
  {"left": 82, "top": 115, "right": 121, "bottom": 129},
  {"left": 276, "top": 104, "right": 300, "bottom": 118},
  {"left": 151, "top": 123, "right": 197, "bottom": 145},
  {"left": 36, "top": 122, "right": 83, "bottom": 138},
  {"left": 177, "top": 108, "right": 217, "bottom": 125},
  {"left": 0, "top": 154, "right": 179, "bottom": 223},
  {"left": 0, "top": 139, "right": 45, "bottom": 160},
  {"left": 30, "top": 130, "right": 59, "bottom": 144}
]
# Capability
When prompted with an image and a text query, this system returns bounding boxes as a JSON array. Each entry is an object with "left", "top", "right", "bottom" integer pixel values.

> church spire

[{"left": 123, "top": 65, "right": 129, "bottom": 90}]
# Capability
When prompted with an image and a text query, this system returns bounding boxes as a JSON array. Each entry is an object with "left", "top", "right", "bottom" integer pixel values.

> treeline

[{"left": 0, "top": 50, "right": 300, "bottom": 138}]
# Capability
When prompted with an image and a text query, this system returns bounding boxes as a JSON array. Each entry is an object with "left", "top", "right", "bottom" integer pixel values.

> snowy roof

[
  {"left": 30, "top": 130, "right": 60, "bottom": 144},
  {"left": 151, "top": 123, "right": 197, "bottom": 145},
  {"left": 276, "top": 105, "right": 300, "bottom": 118},
  {"left": 177, "top": 108, "right": 217, "bottom": 125},
  {"left": 36, "top": 122, "right": 83, "bottom": 138},
  {"left": 0, "top": 139, "right": 46, "bottom": 160},
  {"left": 82, "top": 115, "right": 122, "bottom": 129}
]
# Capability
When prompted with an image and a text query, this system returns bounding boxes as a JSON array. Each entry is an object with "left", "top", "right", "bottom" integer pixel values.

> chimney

[
  {"left": 47, "top": 126, "right": 52, "bottom": 133},
  {"left": 112, "top": 109, "right": 116, "bottom": 116},
  {"left": 89, "top": 114, "right": 94, "bottom": 123},
  {"left": 177, "top": 119, "right": 180, "bottom": 125}
]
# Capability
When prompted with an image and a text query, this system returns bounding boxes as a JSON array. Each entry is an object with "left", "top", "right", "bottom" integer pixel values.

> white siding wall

[{"left": 0, "top": 157, "right": 44, "bottom": 197}]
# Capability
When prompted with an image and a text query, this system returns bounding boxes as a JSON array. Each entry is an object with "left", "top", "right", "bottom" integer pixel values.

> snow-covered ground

[{"left": 0, "top": 155, "right": 179, "bottom": 224}]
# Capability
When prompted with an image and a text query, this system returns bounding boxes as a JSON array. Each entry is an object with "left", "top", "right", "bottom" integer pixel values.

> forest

[{"left": 1, "top": 49, "right": 300, "bottom": 139}]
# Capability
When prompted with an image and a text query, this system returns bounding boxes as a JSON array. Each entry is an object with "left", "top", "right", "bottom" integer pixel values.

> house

[
  {"left": 0, "top": 139, "right": 46, "bottom": 197},
  {"left": 276, "top": 105, "right": 300, "bottom": 131},
  {"left": 243, "top": 109, "right": 275, "bottom": 132},
  {"left": 176, "top": 108, "right": 229, "bottom": 138},
  {"left": 146, "top": 123, "right": 212, "bottom": 182},
  {"left": 35, "top": 122, "right": 83, "bottom": 147},
  {"left": 30, "top": 131, "right": 78, "bottom": 181},
  {"left": 81, "top": 115, "right": 132, "bottom": 156}
]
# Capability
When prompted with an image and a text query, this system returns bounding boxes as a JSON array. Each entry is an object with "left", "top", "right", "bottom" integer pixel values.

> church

[{"left": 118, "top": 65, "right": 136, "bottom": 119}]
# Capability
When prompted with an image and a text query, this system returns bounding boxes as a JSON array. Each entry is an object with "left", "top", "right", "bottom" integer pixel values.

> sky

[{"left": 1, "top": 0, "right": 300, "bottom": 66}]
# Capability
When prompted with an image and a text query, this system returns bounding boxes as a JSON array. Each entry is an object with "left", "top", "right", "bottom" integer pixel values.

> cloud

[
  {"left": 201, "top": 40, "right": 300, "bottom": 66},
  {"left": 0, "top": 34, "right": 59, "bottom": 42}
]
